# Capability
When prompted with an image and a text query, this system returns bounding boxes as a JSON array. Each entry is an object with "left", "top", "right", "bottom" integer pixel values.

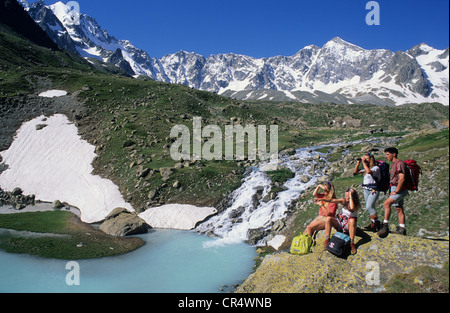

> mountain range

[{"left": 19, "top": 0, "right": 449, "bottom": 106}]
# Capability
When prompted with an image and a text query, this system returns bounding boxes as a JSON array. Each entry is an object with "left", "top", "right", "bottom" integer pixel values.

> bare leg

[
  {"left": 324, "top": 217, "right": 335, "bottom": 238},
  {"left": 378, "top": 197, "right": 396, "bottom": 238},
  {"left": 383, "top": 197, "right": 396, "bottom": 221},
  {"left": 347, "top": 218, "right": 357, "bottom": 254},
  {"left": 348, "top": 218, "right": 357, "bottom": 242},
  {"left": 324, "top": 217, "right": 341, "bottom": 249},
  {"left": 304, "top": 217, "right": 325, "bottom": 237},
  {"left": 396, "top": 206, "right": 405, "bottom": 225}
]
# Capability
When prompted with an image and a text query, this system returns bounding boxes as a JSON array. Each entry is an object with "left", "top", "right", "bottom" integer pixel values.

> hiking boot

[
  {"left": 377, "top": 223, "right": 390, "bottom": 238},
  {"left": 392, "top": 226, "right": 407, "bottom": 236},
  {"left": 350, "top": 243, "right": 357, "bottom": 255},
  {"left": 364, "top": 220, "right": 381, "bottom": 232},
  {"left": 373, "top": 220, "right": 381, "bottom": 232}
]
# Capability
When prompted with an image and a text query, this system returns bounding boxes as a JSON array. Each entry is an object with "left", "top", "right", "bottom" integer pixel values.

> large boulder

[
  {"left": 237, "top": 231, "right": 449, "bottom": 293},
  {"left": 100, "top": 208, "right": 150, "bottom": 237},
  {"left": 247, "top": 228, "right": 268, "bottom": 245}
]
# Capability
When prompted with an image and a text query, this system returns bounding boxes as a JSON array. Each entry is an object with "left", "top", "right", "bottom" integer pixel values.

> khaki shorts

[
  {"left": 313, "top": 215, "right": 328, "bottom": 223},
  {"left": 390, "top": 186, "right": 409, "bottom": 207}
]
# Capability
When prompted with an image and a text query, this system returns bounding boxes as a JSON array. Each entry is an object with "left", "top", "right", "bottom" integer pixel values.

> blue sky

[{"left": 29, "top": 0, "right": 449, "bottom": 58}]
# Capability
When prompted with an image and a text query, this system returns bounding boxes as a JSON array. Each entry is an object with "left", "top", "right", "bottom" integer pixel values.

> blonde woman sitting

[{"left": 304, "top": 182, "right": 337, "bottom": 237}]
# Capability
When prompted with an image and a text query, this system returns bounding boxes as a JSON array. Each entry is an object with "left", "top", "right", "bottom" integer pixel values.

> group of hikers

[{"left": 303, "top": 147, "right": 417, "bottom": 256}]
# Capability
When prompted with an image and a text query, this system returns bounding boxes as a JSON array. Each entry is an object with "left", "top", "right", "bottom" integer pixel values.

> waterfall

[
  {"left": 197, "top": 136, "right": 391, "bottom": 247},
  {"left": 197, "top": 146, "right": 328, "bottom": 247}
]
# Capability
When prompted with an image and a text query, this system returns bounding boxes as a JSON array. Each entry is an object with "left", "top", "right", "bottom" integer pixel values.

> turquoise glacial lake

[{"left": 0, "top": 229, "right": 256, "bottom": 293}]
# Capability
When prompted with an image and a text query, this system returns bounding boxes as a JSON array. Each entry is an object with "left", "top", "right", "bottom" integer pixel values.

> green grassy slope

[{"left": 0, "top": 25, "right": 448, "bottom": 260}]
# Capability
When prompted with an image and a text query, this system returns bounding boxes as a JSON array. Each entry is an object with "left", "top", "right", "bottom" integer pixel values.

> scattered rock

[
  {"left": 52, "top": 200, "right": 65, "bottom": 209},
  {"left": 160, "top": 167, "right": 173, "bottom": 180},
  {"left": 99, "top": 207, "right": 150, "bottom": 237},
  {"left": 0, "top": 188, "right": 35, "bottom": 209},
  {"left": 148, "top": 190, "right": 158, "bottom": 201},
  {"left": 229, "top": 206, "right": 245, "bottom": 219},
  {"left": 272, "top": 220, "right": 285, "bottom": 232},
  {"left": 36, "top": 124, "right": 48, "bottom": 131},
  {"left": 267, "top": 235, "right": 287, "bottom": 250},
  {"left": 12, "top": 188, "right": 23, "bottom": 196},
  {"left": 173, "top": 181, "right": 181, "bottom": 188},
  {"left": 317, "top": 175, "right": 331, "bottom": 183},
  {"left": 122, "top": 140, "right": 135, "bottom": 148},
  {"left": 341, "top": 169, "right": 355, "bottom": 178},
  {"left": 301, "top": 175, "right": 311, "bottom": 183},
  {"left": 138, "top": 168, "right": 151, "bottom": 178},
  {"left": 247, "top": 228, "right": 268, "bottom": 245}
]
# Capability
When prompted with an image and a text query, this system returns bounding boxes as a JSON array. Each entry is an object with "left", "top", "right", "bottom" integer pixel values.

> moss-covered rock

[{"left": 237, "top": 232, "right": 449, "bottom": 293}]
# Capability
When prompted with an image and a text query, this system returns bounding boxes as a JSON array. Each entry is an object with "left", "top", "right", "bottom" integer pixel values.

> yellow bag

[{"left": 290, "top": 234, "right": 314, "bottom": 255}]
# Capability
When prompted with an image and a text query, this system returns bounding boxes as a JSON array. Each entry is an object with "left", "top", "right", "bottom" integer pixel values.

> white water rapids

[{"left": 197, "top": 147, "right": 328, "bottom": 247}]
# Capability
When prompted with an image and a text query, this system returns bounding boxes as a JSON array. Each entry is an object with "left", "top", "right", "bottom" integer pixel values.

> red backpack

[{"left": 404, "top": 159, "right": 422, "bottom": 191}]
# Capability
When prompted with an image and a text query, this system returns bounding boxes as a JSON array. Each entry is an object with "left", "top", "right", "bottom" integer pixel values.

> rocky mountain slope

[{"left": 20, "top": 0, "right": 449, "bottom": 106}]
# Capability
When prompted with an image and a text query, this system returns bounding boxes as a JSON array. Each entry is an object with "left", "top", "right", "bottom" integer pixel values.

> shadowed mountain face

[{"left": 0, "top": 0, "right": 58, "bottom": 50}]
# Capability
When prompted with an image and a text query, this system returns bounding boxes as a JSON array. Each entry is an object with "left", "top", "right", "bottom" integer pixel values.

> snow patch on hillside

[
  {"left": 0, "top": 114, "right": 133, "bottom": 223},
  {"left": 38, "top": 90, "right": 67, "bottom": 98}
]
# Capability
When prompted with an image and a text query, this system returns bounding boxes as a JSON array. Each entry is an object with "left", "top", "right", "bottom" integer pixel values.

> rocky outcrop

[
  {"left": 99, "top": 207, "right": 150, "bottom": 237},
  {"left": 107, "top": 48, "right": 134, "bottom": 76},
  {"left": 0, "top": 187, "right": 35, "bottom": 210},
  {"left": 237, "top": 232, "right": 449, "bottom": 293}
]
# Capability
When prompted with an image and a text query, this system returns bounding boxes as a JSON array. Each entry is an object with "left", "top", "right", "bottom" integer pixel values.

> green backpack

[{"left": 290, "top": 234, "right": 314, "bottom": 255}]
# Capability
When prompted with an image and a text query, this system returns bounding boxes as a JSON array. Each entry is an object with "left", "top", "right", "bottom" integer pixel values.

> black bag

[
  {"left": 376, "top": 160, "right": 390, "bottom": 193},
  {"left": 326, "top": 232, "right": 351, "bottom": 256},
  {"left": 362, "top": 161, "right": 390, "bottom": 193}
]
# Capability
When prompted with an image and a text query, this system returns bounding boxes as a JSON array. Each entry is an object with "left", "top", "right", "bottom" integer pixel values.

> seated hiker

[
  {"left": 304, "top": 182, "right": 337, "bottom": 237},
  {"left": 317, "top": 188, "right": 361, "bottom": 255}
]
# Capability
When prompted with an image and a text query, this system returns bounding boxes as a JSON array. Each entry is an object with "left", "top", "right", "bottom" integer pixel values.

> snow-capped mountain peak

[
  {"left": 20, "top": 1, "right": 449, "bottom": 106},
  {"left": 324, "top": 36, "right": 363, "bottom": 50},
  {"left": 408, "top": 44, "right": 449, "bottom": 103},
  {"left": 49, "top": 1, "right": 75, "bottom": 24}
]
